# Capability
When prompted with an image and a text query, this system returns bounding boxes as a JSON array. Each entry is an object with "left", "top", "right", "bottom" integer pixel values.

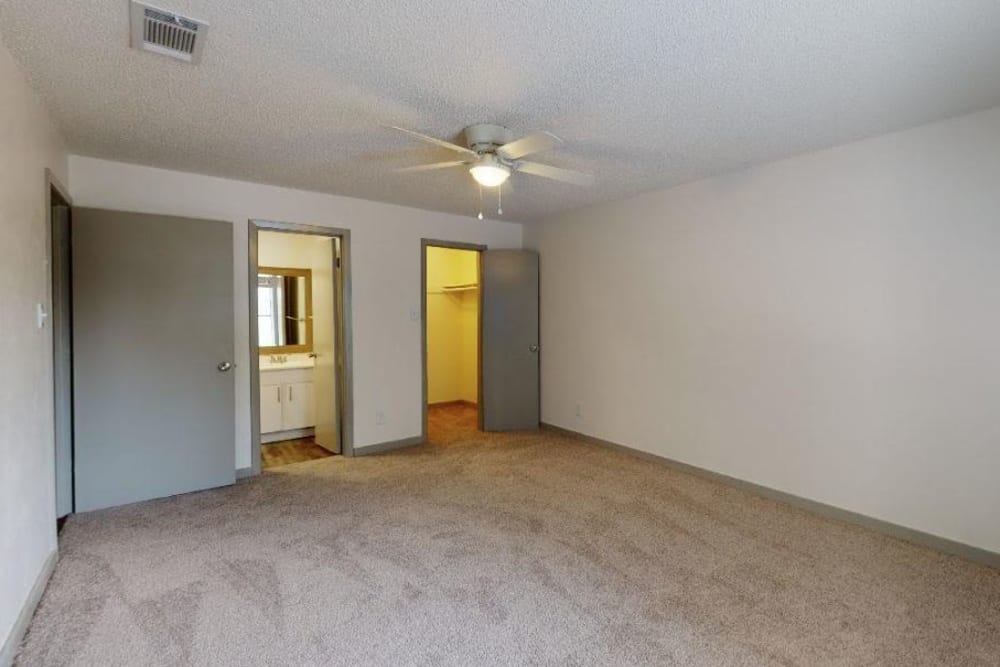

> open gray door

[
  {"left": 312, "top": 237, "right": 339, "bottom": 453},
  {"left": 73, "top": 209, "right": 235, "bottom": 512},
  {"left": 481, "top": 249, "right": 539, "bottom": 431}
]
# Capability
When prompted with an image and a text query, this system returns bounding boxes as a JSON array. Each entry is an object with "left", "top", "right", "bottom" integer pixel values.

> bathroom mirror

[{"left": 257, "top": 267, "right": 313, "bottom": 353}]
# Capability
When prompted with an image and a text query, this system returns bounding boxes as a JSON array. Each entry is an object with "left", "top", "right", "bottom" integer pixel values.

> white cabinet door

[
  {"left": 259, "top": 383, "right": 284, "bottom": 434},
  {"left": 282, "top": 381, "right": 315, "bottom": 430}
]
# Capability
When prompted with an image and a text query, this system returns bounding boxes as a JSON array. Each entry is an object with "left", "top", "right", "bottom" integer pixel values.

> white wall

[
  {"left": 0, "top": 41, "right": 68, "bottom": 655},
  {"left": 68, "top": 157, "right": 522, "bottom": 467},
  {"left": 526, "top": 106, "right": 1000, "bottom": 554}
]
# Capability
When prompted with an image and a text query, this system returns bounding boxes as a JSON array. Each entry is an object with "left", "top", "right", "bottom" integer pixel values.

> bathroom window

[{"left": 257, "top": 275, "right": 284, "bottom": 348}]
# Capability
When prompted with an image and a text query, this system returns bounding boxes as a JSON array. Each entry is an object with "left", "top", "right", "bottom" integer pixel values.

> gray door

[
  {"left": 312, "top": 237, "right": 339, "bottom": 453},
  {"left": 481, "top": 250, "right": 540, "bottom": 430},
  {"left": 73, "top": 209, "right": 235, "bottom": 512},
  {"left": 51, "top": 195, "right": 73, "bottom": 518}
]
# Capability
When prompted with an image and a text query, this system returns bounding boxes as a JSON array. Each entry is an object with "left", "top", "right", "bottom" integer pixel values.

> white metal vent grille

[{"left": 129, "top": 1, "right": 208, "bottom": 63}]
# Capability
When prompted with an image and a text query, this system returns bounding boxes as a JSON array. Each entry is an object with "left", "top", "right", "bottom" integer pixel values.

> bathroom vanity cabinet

[{"left": 259, "top": 366, "right": 315, "bottom": 440}]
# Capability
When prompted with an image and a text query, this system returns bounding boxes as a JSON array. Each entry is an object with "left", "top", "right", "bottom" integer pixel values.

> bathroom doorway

[
  {"left": 249, "top": 221, "right": 353, "bottom": 472},
  {"left": 422, "top": 240, "right": 484, "bottom": 444}
]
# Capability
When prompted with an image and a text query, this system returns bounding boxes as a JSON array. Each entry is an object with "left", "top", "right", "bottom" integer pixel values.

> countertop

[{"left": 260, "top": 358, "right": 315, "bottom": 372}]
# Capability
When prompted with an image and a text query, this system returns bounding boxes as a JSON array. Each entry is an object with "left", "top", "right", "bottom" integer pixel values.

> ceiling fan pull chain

[
  {"left": 477, "top": 183, "right": 484, "bottom": 220},
  {"left": 498, "top": 183, "right": 503, "bottom": 216}
]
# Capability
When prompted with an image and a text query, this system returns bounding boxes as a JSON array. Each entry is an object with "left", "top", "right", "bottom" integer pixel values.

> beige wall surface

[
  {"left": 526, "top": 106, "right": 1000, "bottom": 554},
  {"left": 0, "top": 39, "right": 68, "bottom": 655}
]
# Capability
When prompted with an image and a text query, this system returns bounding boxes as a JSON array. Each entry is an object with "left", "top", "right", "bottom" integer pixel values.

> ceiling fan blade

[
  {"left": 395, "top": 160, "right": 470, "bottom": 173},
  {"left": 516, "top": 161, "right": 594, "bottom": 187},
  {"left": 386, "top": 126, "right": 477, "bottom": 156},
  {"left": 497, "top": 131, "right": 562, "bottom": 160}
]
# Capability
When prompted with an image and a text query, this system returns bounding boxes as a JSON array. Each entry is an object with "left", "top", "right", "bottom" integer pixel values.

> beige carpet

[{"left": 16, "top": 427, "right": 1000, "bottom": 666}]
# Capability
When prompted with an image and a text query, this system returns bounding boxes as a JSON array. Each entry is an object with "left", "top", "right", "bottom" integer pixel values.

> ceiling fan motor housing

[
  {"left": 388, "top": 122, "right": 593, "bottom": 187},
  {"left": 464, "top": 124, "right": 513, "bottom": 155}
]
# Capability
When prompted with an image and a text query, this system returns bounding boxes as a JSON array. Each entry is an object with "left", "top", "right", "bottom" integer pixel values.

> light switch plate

[{"left": 36, "top": 303, "right": 48, "bottom": 329}]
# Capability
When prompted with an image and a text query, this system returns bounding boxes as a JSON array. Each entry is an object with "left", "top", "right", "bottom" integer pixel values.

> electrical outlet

[
  {"left": 376, "top": 410, "right": 386, "bottom": 426},
  {"left": 575, "top": 403, "right": 583, "bottom": 419}
]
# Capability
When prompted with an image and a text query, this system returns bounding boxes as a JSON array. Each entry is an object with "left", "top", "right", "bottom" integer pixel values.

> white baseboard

[{"left": 0, "top": 549, "right": 58, "bottom": 667}]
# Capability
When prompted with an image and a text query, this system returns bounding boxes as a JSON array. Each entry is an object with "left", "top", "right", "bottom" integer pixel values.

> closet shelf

[{"left": 440, "top": 283, "right": 479, "bottom": 292}]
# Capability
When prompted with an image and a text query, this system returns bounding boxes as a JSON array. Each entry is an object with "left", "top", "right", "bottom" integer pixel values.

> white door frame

[{"left": 248, "top": 220, "right": 354, "bottom": 474}]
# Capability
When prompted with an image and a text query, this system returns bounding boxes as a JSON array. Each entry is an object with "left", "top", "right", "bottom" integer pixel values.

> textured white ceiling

[{"left": 3, "top": 1, "right": 1000, "bottom": 222}]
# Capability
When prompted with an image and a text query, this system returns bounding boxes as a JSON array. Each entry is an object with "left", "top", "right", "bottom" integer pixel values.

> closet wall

[{"left": 426, "top": 247, "right": 479, "bottom": 405}]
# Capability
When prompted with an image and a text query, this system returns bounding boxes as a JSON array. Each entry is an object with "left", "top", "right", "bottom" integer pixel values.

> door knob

[
  {"left": 528, "top": 344, "right": 539, "bottom": 353},
  {"left": 217, "top": 361, "right": 234, "bottom": 372}
]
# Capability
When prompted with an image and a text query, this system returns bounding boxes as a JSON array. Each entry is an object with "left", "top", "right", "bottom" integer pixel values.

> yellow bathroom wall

[{"left": 426, "top": 247, "right": 479, "bottom": 405}]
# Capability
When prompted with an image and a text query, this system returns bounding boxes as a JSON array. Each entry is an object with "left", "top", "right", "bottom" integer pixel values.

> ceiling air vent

[{"left": 129, "top": 1, "right": 208, "bottom": 64}]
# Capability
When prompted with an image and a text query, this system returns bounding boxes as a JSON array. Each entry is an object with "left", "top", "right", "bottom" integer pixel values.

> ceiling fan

[{"left": 388, "top": 123, "right": 595, "bottom": 189}]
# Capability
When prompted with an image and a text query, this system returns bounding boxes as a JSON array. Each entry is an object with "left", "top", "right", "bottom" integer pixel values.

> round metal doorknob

[
  {"left": 528, "top": 344, "right": 539, "bottom": 353},
  {"left": 217, "top": 361, "right": 234, "bottom": 372}
]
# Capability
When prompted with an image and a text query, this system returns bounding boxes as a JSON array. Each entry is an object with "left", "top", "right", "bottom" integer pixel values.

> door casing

[
  {"left": 46, "top": 169, "right": 74, "bottom": 518},
  {"left": 248, "top": 220, "right": 354, "bottom": 474},
  {"left": 421, "top": 239, "right": 487, "bottom": 441}
]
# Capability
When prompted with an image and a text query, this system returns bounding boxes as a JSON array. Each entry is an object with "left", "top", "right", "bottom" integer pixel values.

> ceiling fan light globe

[{"left": 469, "top": 163, "right": 511, "bottom": 188}]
